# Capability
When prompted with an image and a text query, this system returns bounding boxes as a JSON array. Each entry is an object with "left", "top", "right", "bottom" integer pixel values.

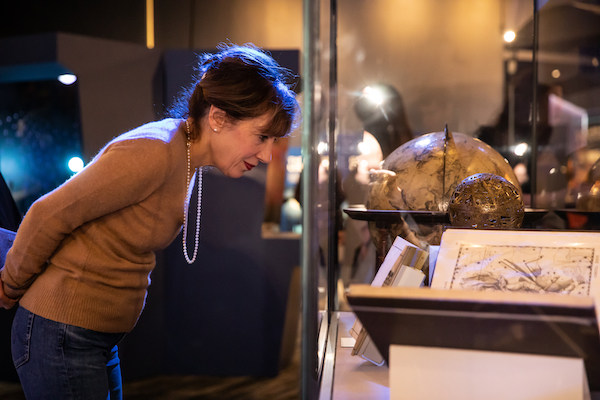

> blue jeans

[{"left": 11, "top": 306, "right": 126, "bottom": 400}]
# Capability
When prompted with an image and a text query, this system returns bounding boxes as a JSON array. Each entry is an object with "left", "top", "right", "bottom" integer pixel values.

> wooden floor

[{"left": 0, "top": 341, "right": 300, "bottom": 400}]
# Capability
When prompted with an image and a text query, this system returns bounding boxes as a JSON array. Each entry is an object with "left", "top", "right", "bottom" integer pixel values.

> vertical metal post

[
  {"left": 301, "top": 0, "right": 320, "bottom": 399},
  {"left": 508, "top": 79, "right": 515, "bottom": 147},
  {"left": 327, "top": 0, "right": 338, "bottom": 315},
  {"left": 530, "top": 0, "right": 540, "bottom": 209}
]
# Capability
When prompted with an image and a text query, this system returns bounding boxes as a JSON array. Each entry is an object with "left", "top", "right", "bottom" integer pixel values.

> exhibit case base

[{"left": 389, "top": 345, "right": 589, "bottom": 400}]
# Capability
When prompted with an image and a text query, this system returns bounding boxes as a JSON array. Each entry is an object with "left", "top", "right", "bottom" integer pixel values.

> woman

[{"left": 0, "top": 43, "right": 300, "bottom": 400}]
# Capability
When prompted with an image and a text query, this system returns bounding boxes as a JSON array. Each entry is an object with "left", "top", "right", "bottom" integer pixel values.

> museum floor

[{"left": 0, "top": 338, "right": 300, "bottom": 400}]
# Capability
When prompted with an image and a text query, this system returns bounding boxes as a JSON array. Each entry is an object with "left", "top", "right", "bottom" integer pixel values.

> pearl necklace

[{"left": 183, "top": 119, "right": 202, "bottom": 264}]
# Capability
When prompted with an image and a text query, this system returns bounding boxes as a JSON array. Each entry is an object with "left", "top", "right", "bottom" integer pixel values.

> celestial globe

[
  {"left": 366, "top": 130, "right": 521, "bottom": 250},
  {"left": 448, "top": 173, "right": 524, "bottom": 228}
]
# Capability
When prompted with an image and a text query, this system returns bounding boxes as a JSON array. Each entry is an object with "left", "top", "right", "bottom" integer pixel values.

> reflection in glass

[{"left": 534, "top": 0, "right": 600, "bottom": 214}]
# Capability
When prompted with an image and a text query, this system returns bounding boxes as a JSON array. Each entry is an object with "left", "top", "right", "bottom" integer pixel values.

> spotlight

[
  {"left": 317, "top": 142, "right": 328, "bottom": 154},
  {"left": 68, "top": 157, "right": 84, "bottom": 172},
  {"left": 358, "top": 141, "right": 371, "bottom": 155},
  {"left": 503, "top": 30, "right": 516, "bottom": 43},
  {"left": 362, "top": 86, "right": 385, "bottom": 106},
  {"left": 354, "top": 84, "right": 402, "bottom": 125},
  {"left": 514, "top": 142, "right": 528, "bottom": 156},
  {"left": 58, "top": 74, "right": 77, "bottom": 85}
]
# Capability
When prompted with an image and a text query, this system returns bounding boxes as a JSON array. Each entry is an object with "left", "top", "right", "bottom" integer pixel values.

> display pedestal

[
  {"left": 346, "top": 285, "right": 600, "bottom": 398},
  {"left": 389, "top": 345, "right": 589, "bottom": 400}
]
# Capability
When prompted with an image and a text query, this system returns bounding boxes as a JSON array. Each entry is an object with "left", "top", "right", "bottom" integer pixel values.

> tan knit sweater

[{"left": 1, "top": 119, "right": 189, "bottom": 333}]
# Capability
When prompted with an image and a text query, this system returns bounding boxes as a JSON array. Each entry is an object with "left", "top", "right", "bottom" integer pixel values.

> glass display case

[{"left": 301, "top": 0, "right": 600, "bottom": 398}]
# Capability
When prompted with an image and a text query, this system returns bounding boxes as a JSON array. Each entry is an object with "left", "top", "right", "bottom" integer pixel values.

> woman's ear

[{"left": 208, "top": 105, "right": 226, "bottom": 131}]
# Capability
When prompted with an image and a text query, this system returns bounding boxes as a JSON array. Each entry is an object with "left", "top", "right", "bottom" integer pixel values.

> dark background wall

[
  {"left": 0, "top": 0, "right": 303, "bottom": 51},
  {"left": 0, "top": 0, "right": 305, "bottom": 167}
]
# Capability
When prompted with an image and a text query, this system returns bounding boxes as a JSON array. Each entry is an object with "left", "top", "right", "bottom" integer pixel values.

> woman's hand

[{"left": 0, "top": 277, "right": 17, "bottom": 309}]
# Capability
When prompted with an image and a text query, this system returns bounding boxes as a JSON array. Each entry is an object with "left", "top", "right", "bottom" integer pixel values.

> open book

[{"left": 350, "top": 235, "right": 428, "bottom": 365}]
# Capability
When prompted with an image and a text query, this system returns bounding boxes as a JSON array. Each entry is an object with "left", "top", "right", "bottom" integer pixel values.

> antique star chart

[
  {"left": 450, "top": 243, "right": 593, "bottom": 295},
  {"left": 431, "top": 229, "right": 600, "bottom": 298}
]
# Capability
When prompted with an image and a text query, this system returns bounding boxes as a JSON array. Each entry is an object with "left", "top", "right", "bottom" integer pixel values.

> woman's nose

[{"left": 257, "top": 139, "right": 275, "bottom": 163}]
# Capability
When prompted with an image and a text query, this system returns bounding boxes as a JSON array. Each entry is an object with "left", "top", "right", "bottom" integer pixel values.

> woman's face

[{"left": 212, "top": 113, "right": 276, "bottom": 178}]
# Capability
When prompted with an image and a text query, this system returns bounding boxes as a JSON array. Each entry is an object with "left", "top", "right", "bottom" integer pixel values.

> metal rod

[
  {"left": 301, "top": 0, "right": 321, "bottom": 398},
  {"left": 530, "top": 0, "right": 540, "bottom": 209},
  {"left": 327, "top": 0, "right": 339, "bottom": 318}
]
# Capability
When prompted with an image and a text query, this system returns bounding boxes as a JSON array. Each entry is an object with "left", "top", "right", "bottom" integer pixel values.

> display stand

[
  {"left": 343, "top": 208, "right": 449, "bottom": 269},
  {"left": 346, "top": 285, "right": 600, "bottom": 399},
  {"left": 389, "top": 345, "right": 588, "bottom": 400}
]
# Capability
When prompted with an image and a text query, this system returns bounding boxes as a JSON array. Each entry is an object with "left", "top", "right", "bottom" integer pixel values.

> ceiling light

[
  {"left": 58, "top": 74, "right": 77, "bottom": 85},
  {"left": 503, "top": 31, "right": 516, "bottom": 43}
]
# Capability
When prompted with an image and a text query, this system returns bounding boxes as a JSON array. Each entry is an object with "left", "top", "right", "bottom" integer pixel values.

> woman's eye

[{"left": 259, "top": 135, "right": 269, "bottom": 142}]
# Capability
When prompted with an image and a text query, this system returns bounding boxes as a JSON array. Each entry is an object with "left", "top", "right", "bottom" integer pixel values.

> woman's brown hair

[{"left": 169, "top": 43, "right": 300, "bottom": 140}]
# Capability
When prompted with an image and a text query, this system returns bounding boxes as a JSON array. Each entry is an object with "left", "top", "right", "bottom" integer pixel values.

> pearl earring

[{"left": 213, "top": 128, "right": 218, "bottom": 132}]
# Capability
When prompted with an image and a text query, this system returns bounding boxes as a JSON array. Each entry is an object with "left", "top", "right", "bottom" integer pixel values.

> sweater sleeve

[{"left": 0, "top": 138, "right": 174, "bottom": 299}]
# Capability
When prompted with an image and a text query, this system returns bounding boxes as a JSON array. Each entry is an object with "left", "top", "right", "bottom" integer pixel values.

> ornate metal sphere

[{"left": 448, "top": 173, "right": 524, "bottom": 229}]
